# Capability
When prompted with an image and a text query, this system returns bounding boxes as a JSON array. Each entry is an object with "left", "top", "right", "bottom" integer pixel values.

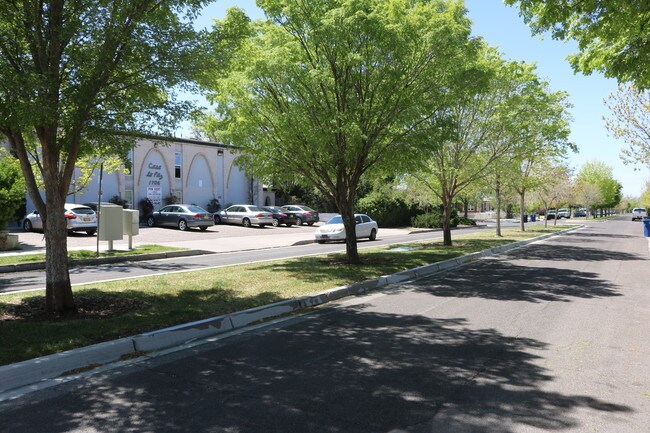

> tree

[
  {"left": 604, "top": 84, "right": 650, "bottom": 169},
  {"left": 505, "top": 0, "right": 650, "bottom": 89},
  {"left": 575, "top": 160, "right": 623, "bottom": 216},
  {"left": 575, "top": 183, "right": 602, "bottom": 218},
  {"left": 0, "top": 0, "right": 209, "bottom": 314},
  {"left": 0, "top": 149, "right": 26, "bottom": 230},
  {"left": 505, "top": 85, "right": 574, "bottom": 232},
  {"left": 533, "top": 161, "right": 573, "bottom": 227},
  {"left": 196, "top": 0, "right": 474, "bottom": 263},
  {"left": 411, "top": 51, "right": 554, "bottom": 245}
]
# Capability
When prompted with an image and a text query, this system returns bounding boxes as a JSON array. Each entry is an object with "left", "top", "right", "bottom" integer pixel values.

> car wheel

[
  {"left": 178, "top": 219, "right": 188, "bottom": 231},
  {"left": 259, "top": 224, "right": 266, "bottom": 228},
  {"left": 146, "top": 216, "right": 155, "bottom": 227},
  {"left": 23, "top": 220, "right": 32, "bottom": 232},
  {"left": 272, "top": 218, "right": 279, "bottom": 227},
  {"left": 369, "top": 228, "right": 377, "bottom": 241},
  {"left": 86, "top": 229, "right": 96, "bottom": 235},
  {"left": 242, "top": 218, "right": 251, "bottom": 228},
  {"left": 214, "top": 215, "right": 221, "bottom": 224},
  {"left": 286, "top": 223, "right": 294, "bottom": 227},
  {"left": 317, "top": 240, "right": 325, "bottom": 244},
  {"left": 307, "top": 222, "right": 314, "bottom": 226},
  {"left": 200, "top": 226, "right": 208, "bottom": 231},
  {"left": 296, "top": 217, "right": 303, "bottom": 226}
]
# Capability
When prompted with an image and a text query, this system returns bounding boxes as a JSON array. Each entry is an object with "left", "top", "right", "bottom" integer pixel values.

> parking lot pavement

[{"left": 6, "top": 222, "right": 413, "bottom": 255}]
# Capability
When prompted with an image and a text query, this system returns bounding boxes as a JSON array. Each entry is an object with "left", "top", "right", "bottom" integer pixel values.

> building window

[
  {"left": 125, "top": 149, "right": 133, "bottom": 177},
  {"left": 175, "top": 152, "right": 182, "bottom": 178},
  {"left": 125, "top": 190, "right": 133, "bottom": 209}
]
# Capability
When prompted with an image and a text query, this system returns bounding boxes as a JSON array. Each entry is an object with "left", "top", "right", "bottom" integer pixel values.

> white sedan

[{"left": 315, "top": 214, "right": 378, "bottom": 243}]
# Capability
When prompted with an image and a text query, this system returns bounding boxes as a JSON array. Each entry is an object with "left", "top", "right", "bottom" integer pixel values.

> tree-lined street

[{"left": 1, "top": 218, "right": 648, "bottom": 432}]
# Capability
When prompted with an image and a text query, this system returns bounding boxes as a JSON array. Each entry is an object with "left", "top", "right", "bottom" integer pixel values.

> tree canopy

[
  {"left": 197, "top": 0, "right": 475, "bottom": 262},
  {"left": 505, "top": 0, "right": 650, "bottom": 89},
  {"left": 604, "top": 84, "right": 650, "bottom": 169},
  {"left": 576, "top": 160, "right": 623, "bottom": 211},
  {"left": 0, "top": 0, "right": 209, "bottom": 313}
]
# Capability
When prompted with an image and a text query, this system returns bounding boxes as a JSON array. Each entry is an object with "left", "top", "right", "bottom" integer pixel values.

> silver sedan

[
  {"left": 23, "top": 203, "right": 98, "bottom": 235},
  {"left": 215, "top": 205, "right": 274, "bottom": 228}
]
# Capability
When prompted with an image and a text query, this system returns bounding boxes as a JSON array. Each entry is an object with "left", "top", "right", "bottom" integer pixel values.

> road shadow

[
  {"left": 406, "top": 260, "right": 621, "bottom": 303},
  {"left": 0, "top": 310, "right": 632, "bottom": 432},
  {"left": 499, "top": 242, "right": 643, "bottom": 262}
]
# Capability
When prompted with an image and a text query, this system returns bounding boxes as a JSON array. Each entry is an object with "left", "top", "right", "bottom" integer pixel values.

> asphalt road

[
  {"left": 1, "top": 217, "right": 648, "bottom": 432},
  {"left": 0, "top": 225, "right": 496, "bottom": 294}
]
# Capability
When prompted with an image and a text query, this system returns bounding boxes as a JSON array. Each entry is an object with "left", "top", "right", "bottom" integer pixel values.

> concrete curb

[
  {"left": 0, "top": 226, "right": 580, "bottom": 396},
  {"left": 0, "top": 249, "right": 213, "bottom": 274}
]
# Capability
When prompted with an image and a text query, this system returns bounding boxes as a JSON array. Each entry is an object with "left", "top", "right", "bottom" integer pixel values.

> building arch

[
  {"left": 185, "top": 153, "right": 215, "bottom": 208},
  {"left": 136, "top": 148, "right": 172, "bottom": 209}
]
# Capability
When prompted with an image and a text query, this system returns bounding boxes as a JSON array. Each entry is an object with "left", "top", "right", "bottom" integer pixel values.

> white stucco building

[{"left": 11, "top": 136, "right": 274, "bottom": 214}]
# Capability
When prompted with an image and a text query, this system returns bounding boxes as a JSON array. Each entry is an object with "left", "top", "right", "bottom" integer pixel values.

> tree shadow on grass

[
  {"left": 0, "top": 287, "right": 284, "bottom": 365},
  {"left": 0, "top": 309, "right": 633, "bottom": 432}
]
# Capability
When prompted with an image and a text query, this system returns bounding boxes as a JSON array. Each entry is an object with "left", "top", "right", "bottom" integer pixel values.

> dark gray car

[{"left": 146, "top": 204, "right": 214, "bottom": 231}]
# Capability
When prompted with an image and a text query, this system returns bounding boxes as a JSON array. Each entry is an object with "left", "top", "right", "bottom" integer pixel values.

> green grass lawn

[
  {"left": 0, "top": 244, "right": 187, "bottom": 266},
  {"left": 0, "top": 226, "right": 570, "bottom": 366}
]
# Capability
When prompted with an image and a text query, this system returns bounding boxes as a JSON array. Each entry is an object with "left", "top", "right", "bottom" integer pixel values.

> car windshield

[
  {"left": 300, "top": 206, "right": 315, "bottom": 212},
  {"left": 187, "top": 205, "right": 207, "bottom": 213},
  {"left": 326, "top": 216, "right": 343, "bottom": 224},
  {"left": 634, "top": 208, "right": 646, "bottom": 212}
]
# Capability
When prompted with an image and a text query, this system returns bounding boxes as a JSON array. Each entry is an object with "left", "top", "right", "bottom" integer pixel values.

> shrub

[
  {"left": 356, "top": 193, "right": 415, "bottom": 227},
  {"left": 411, "top": 205, "right": 459, "bottom": 228},
  {"left": 456, "top": 216, "right": 476, "bottom": 226},
  {"left": 0, "top": 150, "right": 26, "bottom": 230},
  {"left": 108, "top": 195, "right": 128, "bottom": 208},
  {"left": 206, "top": 198, "right": 221, "bottom": 213},
  {"left": 138, "top": 198, "right": 154, "bottom": 221}
]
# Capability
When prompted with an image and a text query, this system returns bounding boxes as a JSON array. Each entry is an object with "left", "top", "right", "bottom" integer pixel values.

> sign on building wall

[{"left": 147, "top": 186, "right": 162, "bottom": 206}]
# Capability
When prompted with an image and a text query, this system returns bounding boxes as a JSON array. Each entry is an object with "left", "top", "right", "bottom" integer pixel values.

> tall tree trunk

[
  {"left": 340, "top": 205, "right": 359, "bottom": 264},
  {"left": 519, "top": 191, "right": 526, "bottom": 232},
  {"left": 495, "top": 179, "right": 502, "bottom": 237},
  {"left": 44, "top": 192, "right": 75, "bottom": 314},
  {"left": 442, "top": 195, "right": 453, "bottom": 246}
]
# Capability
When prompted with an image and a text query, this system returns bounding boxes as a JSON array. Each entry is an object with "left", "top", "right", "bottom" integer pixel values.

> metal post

[{"left": 96, "top": 163, "right": 104, "bottom": 257}]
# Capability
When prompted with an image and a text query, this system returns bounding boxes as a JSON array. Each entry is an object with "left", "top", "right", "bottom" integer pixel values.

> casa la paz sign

[{"left": 146, "top": 163, "right": 164, "bottom": 186}]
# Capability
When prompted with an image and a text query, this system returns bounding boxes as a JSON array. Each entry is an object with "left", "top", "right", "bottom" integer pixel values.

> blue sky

[{"left": 188, "top": 0, "right": 645, "bottom": 198}]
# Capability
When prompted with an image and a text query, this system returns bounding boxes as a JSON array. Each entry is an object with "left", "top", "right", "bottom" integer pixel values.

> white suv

[
  {"left": 557, "top": 208, "right": 571, "bottom": 219},
  {"left": 631, "top": 208, "right": 647, "bottom": 221}
]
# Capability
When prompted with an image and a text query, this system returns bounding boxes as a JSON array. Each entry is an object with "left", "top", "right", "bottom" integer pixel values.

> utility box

[
  {"left": 123, "top": 209, "right": 139, "bottom": 236},
  {"left": 643, "top": 218, "right": 650, "bottom": 237},
  {"left": 98, "top": 205, "right": 123, "bottom": 241}
]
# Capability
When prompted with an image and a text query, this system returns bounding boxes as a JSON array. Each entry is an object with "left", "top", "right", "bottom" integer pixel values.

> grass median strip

[
  {"left": 0, "top": 226, "right": 570, "bottom": 366},
  {"left": 0, "top": 244, "right": 188, "bottom": 266}
]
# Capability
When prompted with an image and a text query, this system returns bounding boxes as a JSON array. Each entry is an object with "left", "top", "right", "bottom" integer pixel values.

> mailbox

[
  {"left": 98, "top": 205, "right": 123, "bottom": 241},
  {"left": 123, "top": 209, "right": 139, "bottom": 236}
]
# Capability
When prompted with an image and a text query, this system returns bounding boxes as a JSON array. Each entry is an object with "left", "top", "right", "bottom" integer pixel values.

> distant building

[{"left": 5, "top": 136, "right": 272, "bottom": 214}]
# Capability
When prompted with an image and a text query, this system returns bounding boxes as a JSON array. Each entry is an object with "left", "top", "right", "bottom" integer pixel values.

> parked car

[
  {"left": 261, "top": 206, "right": 297, "bottom": 227},
  {"left": 573, "top": 208, "right": 587, "bottom": 217},
  {"left": 546, "top": 209, "right": 557, "bottom": 220},
  {"left": 314, "top": 214, "right": 378, "bottom": 243},
  {"left": 82, "top": 201, "right": 123, "bottom": 211},
  {"left": 557, "top": 208, "right": 571, "bottom": 219},
  {"left": 23, "top": 203, "right": 98, "bottom": 235},
  {"left": 280, "top": 204, "right": 319, "bottom": 226},
  {"left": 146, "top": 204, "right": 214, "bottom": 231},
  {"left": 215, "top": 205, "right": 274, "bottom": 227},
  {"left": 632, "top": 207, "right": 647, "bottom": 221}
]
